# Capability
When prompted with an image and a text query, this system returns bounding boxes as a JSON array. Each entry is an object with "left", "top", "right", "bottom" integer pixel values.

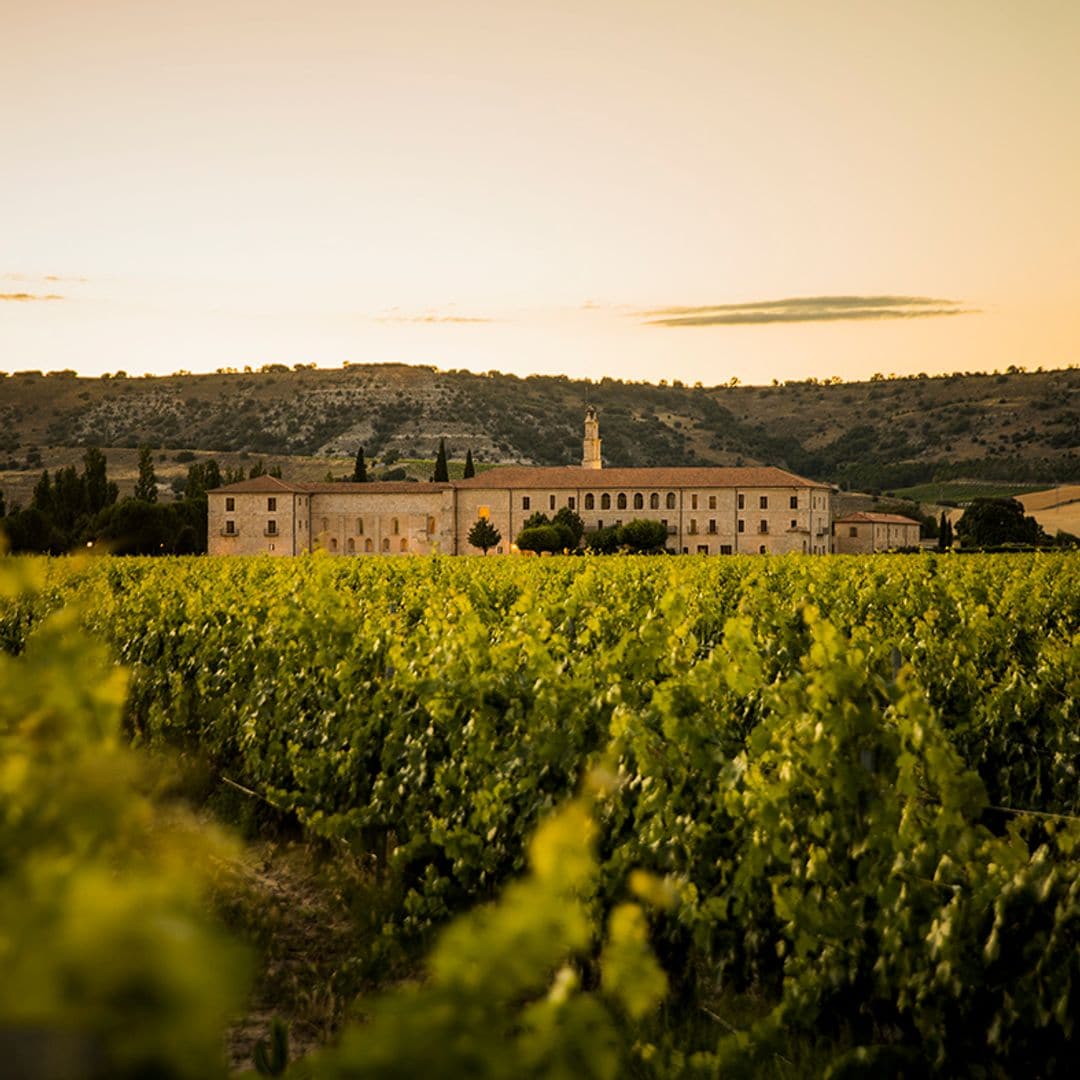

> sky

[{"left": 3, "top": 0, "right": 1079, "bottom": 385}]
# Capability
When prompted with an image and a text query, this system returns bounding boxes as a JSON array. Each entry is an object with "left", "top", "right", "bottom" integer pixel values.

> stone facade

[
  {"left": 833, "top": 512, "right": 921, "bottom": 554},
  {"left": 208, "top": 413, "right": 834, "bottom": 556}
]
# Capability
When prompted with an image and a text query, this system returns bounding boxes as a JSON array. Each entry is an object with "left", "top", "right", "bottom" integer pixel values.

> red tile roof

[
  {"left": 212, "top": 465, "right": 826, "bottom": 495},
  {"left": 210, "top": 478, "right": 448, "bottom": 495},
  {"left": 453, "top": 465, "right": 824, "bottom": 489},
  {"left": 834, "top": 511, "right": 921, "bottom": 525},
  {"left": 207, "top": 475, "right": 306, "bottom": 494}
]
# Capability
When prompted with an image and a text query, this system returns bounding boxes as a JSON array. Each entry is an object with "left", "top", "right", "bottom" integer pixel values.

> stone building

[
  {"left": 832, "top": 511, "right": 921, "bottom": 553},
  {"left": 208, "top": 411, "right": 834, "bottom": 556}
]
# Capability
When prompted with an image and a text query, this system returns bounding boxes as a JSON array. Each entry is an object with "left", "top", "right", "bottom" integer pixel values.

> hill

[{"left": 1, "top": 364, "right": 1078, "bottom": 507}]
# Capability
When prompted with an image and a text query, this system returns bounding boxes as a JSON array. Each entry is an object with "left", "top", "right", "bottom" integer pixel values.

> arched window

[
  {"left": 666, "top": 492, "right": 676, "bottom": 509},
  {"left": 392, "top": 518, "right": 400, "bottom": 535},
  {"left": 600, "top": 493, "right": 611, "bottom": 510},
  {"left": 382, "top": 537, "right": 390, "bottom": 552},
  {"left": 617, "top": 493, "right": 627, "bottom": 510},
  {"left": 400, "top": 538, "right": 408, "bottom": 552},
  {"left": 322, "top": 517, "right": 329, "bottom": 532},
  {"left": 584, "top": 493, "right": 595, "bottom": 510},
  {"left": 330, "top": 537, "right": 338, "bottom": 552},
  {"left": 365, "top": 538, "right": 373, "bottom": 552},
  {"left": 633, "top": 493, "right": 644, "bottom": 510},
  {"left": 650, "top": 493, "right": 659, "bottom": 510},
  {"left": 356, "top": 518, "right": 364, "bottom": 535},
  {"left": 347, "top": 538, "right": 355, "bottom": 553}
]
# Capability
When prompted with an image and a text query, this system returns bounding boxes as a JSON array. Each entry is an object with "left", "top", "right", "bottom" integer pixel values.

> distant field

[{"left": 891, "top": 480, "right": 1048, "bottom": 504}]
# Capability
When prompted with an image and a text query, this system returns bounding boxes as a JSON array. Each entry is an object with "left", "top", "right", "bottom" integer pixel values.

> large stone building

[{"left": 208, "top": 410, "right": 834, "bottom": 556}]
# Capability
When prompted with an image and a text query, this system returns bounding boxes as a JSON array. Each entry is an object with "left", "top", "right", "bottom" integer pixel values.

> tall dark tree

[
  {"left": 248, "top": 460, "right": 266, "bottom": 479},
  {"left": 433, "top": 439, "right": 449, "bottom": 483},
  {"left": 937, "top": 512, "right": 953, "bottom": 551},
  {"left": 353, "top": 447, "right": 368, "bottom": 483},
  {"left": 467, "top": 517, "right": 501, "bottom": 555},
  {"left": 463, "top": 449, "right": 475, "bottom": 479},
  {"left": 32, "top": 470, "right": 54, "bottom": 515},
  {"left": 82, "top": 447, "right": 115, "bottom": 514},
  {"left": 0, "top": 489, "right": 5, "bottom": 518},
  {"left": 134, "top": 447, "right": 158, "bottom": 503},
  {"left": 52, "top": 466, "right": 87, "bottom": 532}
]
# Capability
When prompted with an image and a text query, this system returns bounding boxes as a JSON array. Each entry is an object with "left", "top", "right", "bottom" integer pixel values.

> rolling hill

[{"left": 1, "top": 363, "right": 1078, "bottom": 510}]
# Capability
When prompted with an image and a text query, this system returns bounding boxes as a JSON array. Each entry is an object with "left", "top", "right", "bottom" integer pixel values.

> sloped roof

[
  {"left": 452, "top": 465, "right": 824, "bottom": 489},
  {"left": 212, "top": 465, "right": 826, "bottom": 495},
  {"left": 208, "top": 475, "right": 306, "bottom": 494},
  {"left": 210, "top": 477, "right": 448, "bottom": 495},
  {"left": 834, "top": 511, "right": 921, "bottom": 525}
]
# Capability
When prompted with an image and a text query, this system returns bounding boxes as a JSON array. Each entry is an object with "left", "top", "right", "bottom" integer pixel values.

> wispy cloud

[
  {"left": 3, "top": 273, "right": 87, "bottom": 284},
  {"left": 376, "top": 310, "right": 497, "bottom": 324},
  {"left": 0, "top": 292, "right": 63, "bottom": 302},
  {"left": 641, "top": 295, "right": 977, "bottom": 327}
]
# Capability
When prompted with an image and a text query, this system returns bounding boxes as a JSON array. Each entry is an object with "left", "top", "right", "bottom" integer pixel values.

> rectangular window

[
  {"left": 737, "top": 494, "right": 745, "bottom": 510},
  {"left": 737, "top": 519, "right": 745, "bottom": 533},
  {"left": 568, "top": 497, "right": 576, "bottom": 510},
  {"left": 708, "top": 519, "right": 717, "bottom": 534},
  {"left": 760, "top": 496, "right": 768, "bottom": 509},
  {"left": 759, "top": 520, "right": 769, "bottom": 534},
  {"left": 225, "top": 497, "right": 235, "bottom": 512},
  {"left": 691, "top": 494, "right": 698, "bottom": 510},
  {"left": 266, "top": 520, "right": 277, "bottom": 535},
  {"left": 789, "top": 495, "right": 798, "bottom": 509},
  {"left": 697, "top": 544, "right": 709, "bottom": 555},
  {"left": 268, "top": 543, "right": 275, "bottom": 552},
  {"left": 688, "top": 519, "right": 697, "bottom": 534},
  {"left": 720, "top": 544, "right": 732, "bottom": 555},
  {"left": 549, "top": 494, "right": 556, "bottom": 510},
  {"left": 597, "top": 519, "right": 603, "bottom": 529},
  {"left": 709, "top": 496, "right": 717, "bottom": 509},
  {"left": 849, "top": 526, "right": 858, "bottom": 537},
  {"left": 522, "top": 496, "right": 531, "bottom": 510},
  {"left": 267, "top": 497, "right": 277, "bottom": 511},
  {"left": 225, "top": 520, "right": 235, "bottom": 535},
  {"left": 790, "top": 519, "right": 797, "bottom": 529}
]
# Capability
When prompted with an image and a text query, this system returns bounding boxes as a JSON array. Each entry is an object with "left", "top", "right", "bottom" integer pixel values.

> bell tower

[{"left": 582, "top": 406, "right": 602, "bottom": 470}]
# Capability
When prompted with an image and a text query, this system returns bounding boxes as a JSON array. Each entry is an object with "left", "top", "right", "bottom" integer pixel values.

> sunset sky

[{"left": 3, "top": 1, "right": 1079, "bottom": 385}]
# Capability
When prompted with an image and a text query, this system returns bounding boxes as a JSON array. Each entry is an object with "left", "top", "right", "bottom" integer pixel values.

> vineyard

[{"left": 3, "top": 552, "right": 1080, "bottom": 1077}]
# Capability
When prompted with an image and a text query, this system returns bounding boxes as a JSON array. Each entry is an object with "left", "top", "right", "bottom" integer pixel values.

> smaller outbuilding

[{"left": 833, "top": 511, "right": 921, "bottom": 554}]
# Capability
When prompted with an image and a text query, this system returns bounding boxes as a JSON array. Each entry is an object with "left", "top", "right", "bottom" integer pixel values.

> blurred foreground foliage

[{"left": 0, "top": 556, "right": 248, "bottom": 1078}]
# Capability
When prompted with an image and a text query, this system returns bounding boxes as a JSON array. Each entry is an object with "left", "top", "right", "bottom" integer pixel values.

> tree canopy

[
  {"left": 956, "top": 498, "right": 1043, "bottom": 548},
  {"left": 467, "top": 516, "right": 501, "bottom": 554}
]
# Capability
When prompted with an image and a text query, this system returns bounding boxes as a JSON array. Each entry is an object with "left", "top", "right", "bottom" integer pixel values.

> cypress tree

[
  {"left": 32, "top": 470, "right": 54, "bottom": 514},
  {"left": 134, "top": 447, "right": 158, "bottom": 503},
  {"left": 463, "top": 449, "right": 475, "bottom": 479},
  {"left": 433, "top": 439, "right": 449, "bottom": 483},
  {"left": 353, "top": 447, "right": 368, "bottom": 483},
  {"left": 938, "top": 512, "right": 949, "bottom": 551},
  {"left": 82, "top": 447, "right": 112, "bottom": 514}
]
